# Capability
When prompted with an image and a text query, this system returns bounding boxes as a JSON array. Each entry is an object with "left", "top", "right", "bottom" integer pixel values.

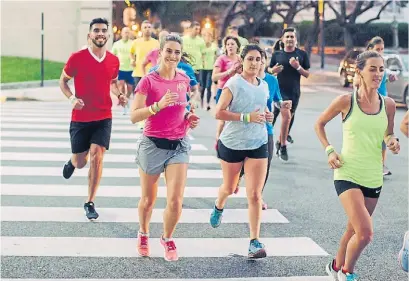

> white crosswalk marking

[{"left": 0, "top": 102, "right": 330, "bottom": 280}]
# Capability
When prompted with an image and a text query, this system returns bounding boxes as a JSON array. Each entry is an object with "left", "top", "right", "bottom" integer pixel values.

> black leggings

[{"left": 239, "top": 134, "right": 274, "bottom": 192}]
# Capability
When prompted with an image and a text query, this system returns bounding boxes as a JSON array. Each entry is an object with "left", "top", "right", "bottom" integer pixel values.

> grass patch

[{"left": 1, "top": 56, "right": 65, "bottom": 83}]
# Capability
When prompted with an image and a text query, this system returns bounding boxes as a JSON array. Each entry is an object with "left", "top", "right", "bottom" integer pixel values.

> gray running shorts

[{"left": 135, "top": 135, "right": 191, "bottom": 175}]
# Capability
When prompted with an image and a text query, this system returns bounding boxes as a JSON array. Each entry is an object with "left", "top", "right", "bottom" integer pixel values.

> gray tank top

[{"left": 219, "top": 74, "right": 269, "bottom": 150}]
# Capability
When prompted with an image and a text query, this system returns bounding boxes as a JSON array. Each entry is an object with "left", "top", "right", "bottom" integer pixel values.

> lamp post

[{"left": 318, "top": 0, "right": 325, "bottom": 69}]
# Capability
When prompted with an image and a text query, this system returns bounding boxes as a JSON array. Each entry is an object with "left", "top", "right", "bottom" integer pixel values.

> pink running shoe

[
  {"left": 160, "top": 236, "right": 178, "bottom": 261},
  {"left": 137, "top": 232, "right": 150, "bottom": 257}
]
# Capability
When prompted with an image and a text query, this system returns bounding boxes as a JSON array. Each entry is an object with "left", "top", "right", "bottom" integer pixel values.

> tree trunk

[
  {"left": 343, "top": 26, "right": 354, "bottom": 51},
  {"left": 304, "top": 5, "right": 320, "bottom": 57}
]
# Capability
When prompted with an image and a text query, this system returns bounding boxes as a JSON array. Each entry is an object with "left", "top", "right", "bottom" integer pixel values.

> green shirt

[
  {"left": 182, "top": 35, "right": 205, "bottom": 70},
  {"left": 203, "top": 43, "right": 218, "bottom": 70},
  {"left": 112, "top": 39, "right": 133, "bottom": 71},
  {"left": 334, "top": 91, "right": 388, "bottom": 188}
]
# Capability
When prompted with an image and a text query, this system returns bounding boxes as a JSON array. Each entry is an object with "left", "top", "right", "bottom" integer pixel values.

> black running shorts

[
  {"left": 334, "top": 180, "right": 382, "bottom": 199},
  {"left": 217, "top": 140, "right": 268, "bottom": 163},
  {"left": 69, "top": 118, "right": 112, "bottom": 154}
]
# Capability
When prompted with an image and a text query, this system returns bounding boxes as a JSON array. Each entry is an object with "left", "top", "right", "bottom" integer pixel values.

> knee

[
  {"left": 222, "top": 184, "right": 237, "bottom": 196},
  {"left": 90, "top": 146, "right": 104, "bottom": 163},
  {"left": 247, "top": 190, "right": 262, "bottom": 204},
  {"left": 356, "top": 228, "right": 374, "bottom": 245},
  {"left": 140, "top": 196, "right": 156, "bottom": 210},
  {"left": 166, "top": 198, "right": 183, "bottom": 214}
]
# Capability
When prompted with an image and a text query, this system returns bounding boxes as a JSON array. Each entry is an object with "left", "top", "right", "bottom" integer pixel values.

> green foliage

[{"left": 1, "top": 56, "right": 64, "bottom": 83}]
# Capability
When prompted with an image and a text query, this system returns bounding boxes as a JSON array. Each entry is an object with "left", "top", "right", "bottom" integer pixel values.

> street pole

[
  {"left": 319, "top": 0, "right": 325, "bottom": 69},
  {"left": 41, "top": 12, "right": 44, "bottom": 87},
  {"left": 392, "top": 0, "right": 399, "bottom": 50}
]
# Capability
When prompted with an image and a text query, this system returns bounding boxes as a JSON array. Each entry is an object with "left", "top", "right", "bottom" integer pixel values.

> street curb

[{"left": 0, "top": 79, "right": 59, "bottom": 90}]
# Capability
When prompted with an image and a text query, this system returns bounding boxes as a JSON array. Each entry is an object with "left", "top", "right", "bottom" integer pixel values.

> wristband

[
  {"left": 148, "top": 105, "right": 156, "bottom": 115},
  {"left": 296, "top": 66, "right": 302, "bottom": 71},
  {"left": 154, "top": 102, "right": 161, "bottom": 112},
  {"left": 325, "top": 145, "right": 335, "bottom": 156},
  {"left": 69, "top": 95, "right": 77, "bottom": 104},
  {"left": 240, "top": 113, "right": 244, "bottom": 122},
  {"left": 245, "top": 113, "right": 250, "bottom": 123}
]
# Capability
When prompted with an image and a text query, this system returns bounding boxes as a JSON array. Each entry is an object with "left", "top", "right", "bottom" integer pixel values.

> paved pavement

[{"left": 1, "top": 81, "right": 408, "bottom": 281}]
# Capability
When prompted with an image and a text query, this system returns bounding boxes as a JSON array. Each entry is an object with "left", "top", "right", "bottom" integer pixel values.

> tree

[{"left": 326, "top": 0, "right": 402, "bottom": 50}]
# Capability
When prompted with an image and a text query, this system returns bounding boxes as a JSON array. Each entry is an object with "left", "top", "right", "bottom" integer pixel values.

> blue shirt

[
  {"left": 219, "top": 74, "right": 269, "bottom": 150},
  {"left": 263, "top": 73, "right": 282, "bottom": 135},
  {"left": 378, "top": 72, "right": 387, "bottom": 96}
]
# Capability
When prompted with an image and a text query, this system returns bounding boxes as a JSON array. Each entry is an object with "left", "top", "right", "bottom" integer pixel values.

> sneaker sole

[
  {"left": 398, "top": 231, "right": 409, "bottom": 272},
  {"left": 325, "top": 263, "right": 338, "bottom": 281},
  {"left": 248, "top": 249, "right": 267, "bottom": 259}
]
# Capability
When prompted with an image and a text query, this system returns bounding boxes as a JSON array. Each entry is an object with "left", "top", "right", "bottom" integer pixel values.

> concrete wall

[{"left": 1, "top": 1, "right": 113, "bottom": 63}]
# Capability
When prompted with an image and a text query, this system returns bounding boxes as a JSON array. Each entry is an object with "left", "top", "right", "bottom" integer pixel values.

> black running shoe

[
  {"left": 63, "top": 159, "right": 75, "bottom": 179},
  {"left": 279, "top": 145, "right": 288, "bottom": 161},
  {"left": 84, "top": 202, "right": 99, "bottom": 220},
  {"left": 287, "top": 135, "right": 294, "bottom": 144},
  {"left": 275, "top": 141, "right": 281, "bottom": 157}
]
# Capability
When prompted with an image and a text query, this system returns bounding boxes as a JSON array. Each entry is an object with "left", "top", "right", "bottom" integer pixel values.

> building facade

[{"left": 1, "top": 1, "right": 113, "bottom": 63}]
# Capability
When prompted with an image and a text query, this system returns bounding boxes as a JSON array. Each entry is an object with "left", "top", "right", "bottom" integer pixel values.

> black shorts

[
  {"left": 69, "top": 118, "right": 112, "bottom": 154},
  {"left": 217, "top": 140, "right": 268, "bottom": 163},
  {"left": 334, "top": 180, "right": 382, "bottom": 199}
]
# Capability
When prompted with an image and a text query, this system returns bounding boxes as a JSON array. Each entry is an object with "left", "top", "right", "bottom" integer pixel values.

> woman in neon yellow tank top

[{"left": 315, "top": 50, "right": 400, "bottom": 281}]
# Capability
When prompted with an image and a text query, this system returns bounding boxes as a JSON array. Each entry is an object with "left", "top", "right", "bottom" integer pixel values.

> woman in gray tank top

[{"left": 209, "top": 44, "right": 273, "bottom": 259}]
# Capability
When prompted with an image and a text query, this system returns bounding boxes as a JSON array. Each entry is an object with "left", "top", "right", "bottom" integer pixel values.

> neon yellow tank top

[{"left": 334, "top": 91, "right": 388, "bottom": 188}]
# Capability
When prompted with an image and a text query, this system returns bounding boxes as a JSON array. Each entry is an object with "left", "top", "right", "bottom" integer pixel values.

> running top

[
  {"left": 63, "top": 48, "right": 119, "bottom": 122},
  {"left": 263, "top": 73, "right": 282, "bottom": 135},
  {"left": 214, "top": 55, "right": 240, "bottom": 89},
  {"left": 219, "top": 74, "right": 269, "bottom": 150},
  {"left": 135, "top": 71, "right": 190, "bottom": 140},
  {"left": 377, "top": 72, "right": 387, "bottom": 96},
  {"left": 334, "top": 91, "right": 388, "bottom": 188},
  {"left": 111, "top": 39, "right": 133, "bottom": 71}
]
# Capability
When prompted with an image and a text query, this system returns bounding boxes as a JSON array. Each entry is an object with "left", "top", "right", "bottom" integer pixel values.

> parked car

[
  {"left": 385, "top": 54, "right": 409, "bottom": 108},
  {"left": 338, "top": 48, "right": 363, "bottom": 87}
]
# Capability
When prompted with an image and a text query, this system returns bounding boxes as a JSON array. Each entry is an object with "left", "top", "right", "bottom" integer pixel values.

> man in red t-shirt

[{"left": 59, "top": 17, "right": 128, "bottom": 220}]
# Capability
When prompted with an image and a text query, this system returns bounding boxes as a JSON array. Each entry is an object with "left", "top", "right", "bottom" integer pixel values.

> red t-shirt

[{"left": 63, "top": 48, "right": 119, "bottom": 122}]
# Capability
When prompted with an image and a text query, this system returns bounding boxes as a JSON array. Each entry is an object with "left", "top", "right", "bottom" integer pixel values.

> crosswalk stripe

[
  {"left": 1, "top": 207, "right": 289, "bottom": 223},
  {"left": 0, "top": 277, "right": 333, "bottom": 281},
  {"left": 1, "top": 236, "right": 329, "bottom": 257},
  {"left": 0, "top": 166, "right": 222, "bottom": 178},
  {"left": 1, "top": 123, "right": 138, "bottom": 131},
  {"left": 1, "top": 117, "right": 135, "bottom": 124},
  {"left": 0, "top": 111, "right": 138, "bottom": 118},
  {"left": 0, "top": 184, "right": 246, "bottom": 198},
  {"left": 1, "top": 130, "right": 141, "bottom": 139},
  {"left": 0, "top": 152, "right": 218, "bottom": 164},
  {"left": 0, "top": 140, "right": 208, "bottom": 151}
]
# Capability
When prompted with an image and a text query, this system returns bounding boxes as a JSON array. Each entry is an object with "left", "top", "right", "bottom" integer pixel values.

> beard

[{"left": 91, "top": 37, "right": 107, "bottom": 48}]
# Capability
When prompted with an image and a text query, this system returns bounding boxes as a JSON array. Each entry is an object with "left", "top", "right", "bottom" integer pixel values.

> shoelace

[
  {"left": 165, "top": 240, "right": 176, "bottom": 251},
  {"left": 139, "top": 236, "right": 148, "bottom": 248}
]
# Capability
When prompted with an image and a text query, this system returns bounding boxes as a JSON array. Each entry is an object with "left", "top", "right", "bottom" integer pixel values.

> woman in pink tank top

[{"left": 130, "top": 34, "right": 200, "bottom": 262}]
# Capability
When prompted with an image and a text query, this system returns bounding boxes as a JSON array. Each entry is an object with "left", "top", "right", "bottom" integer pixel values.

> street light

[{"left": 318, "top": 0, "right": 325, "bottom": 69}]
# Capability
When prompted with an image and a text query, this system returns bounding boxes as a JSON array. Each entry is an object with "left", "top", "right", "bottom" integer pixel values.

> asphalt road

[{"left": 0, "top": 79, "right": 408, "bottom": 281}]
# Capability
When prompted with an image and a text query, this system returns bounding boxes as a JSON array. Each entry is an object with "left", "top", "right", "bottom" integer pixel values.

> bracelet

[
  {"left": 296, "top": 66, "right": 302, "bottom": 71},
  {"left": 240, "top": 113, "right": 244, "bottom": 122},
  {"left": 325, "top": 145, "right": 335, "bottom": 156},
  {"left": 154, "top": 102, "right": 161, "bottom": 112},
  {"left": 245, "top": 113, "right": 250, "bottom": 123},
  {"left": 184, "top": 112, "right": 191, "bottom": 120},
  {"left": 68, "top": 95, "right": 77, "bottom": 104},
  {"left": 148, "top": 105, "right": 156, "bottom": 115}
]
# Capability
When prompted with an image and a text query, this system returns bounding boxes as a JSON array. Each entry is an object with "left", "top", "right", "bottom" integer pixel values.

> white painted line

[
  {"left": 0, "top": 277, "right": 333, "bottom": 281},
  {"left": 0, "top": 140, "right": 208, "bottom": 151},
  {"left": 0, "top": 166, "right": 222, "bottom": 178},
  {"left": 0, "top": 130, "right": 140, "bottom": 139},
  {"left": 1, "top": 207, "right": 289, "bottom": 223},
  {"left": 1, "top": 237, "right": 328, "bottom": 257},
  {"left": 1, "top": 123, "right": 138, "bottom": 131},
  {"left": 1, "top": 117, "right": 135, "bottom": 125},
  {"left": 0, "top": 152, "right": 218, "bottom": 164},
  {"left": 0, "top": 111, "right": 134, "bottom": 119},
  {"left": 0, "top": 184, "right": 243, "bottom": 198}
]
